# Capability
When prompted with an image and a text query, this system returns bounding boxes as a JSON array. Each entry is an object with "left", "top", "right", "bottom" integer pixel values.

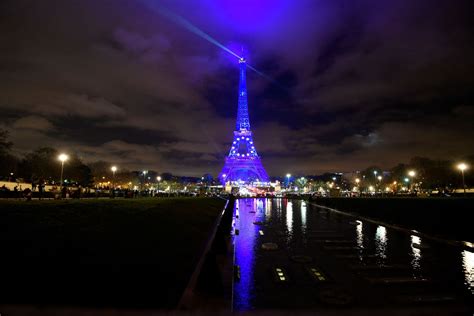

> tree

[
  {"left": 295, "top": 177, "right": 308, "bottom": 190},
  {"left": 0, "top": 129, "right": 13, "bottom": 155},
  {"left": 65, "top": 153, "right": 93, "bottom": 186},
  {"left": 0, "top": 129, "right": 18, "bottom": 179},
  {"left": 19, "top": 147, "right": 59, "bottom": 182}
]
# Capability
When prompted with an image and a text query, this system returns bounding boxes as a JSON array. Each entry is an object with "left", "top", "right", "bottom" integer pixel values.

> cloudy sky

[{"left": 1, "top": 0, "right": 473, "bottom": 176}]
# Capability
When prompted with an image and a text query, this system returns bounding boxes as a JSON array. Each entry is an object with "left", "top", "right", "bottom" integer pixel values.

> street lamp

[
  {"left": 111, "top": 166, "right": 117, "bottom": 195},
  {"left": 142, "top": 170, "right": 148, "bottom": 193},
  {"left": 407, "top": 170, "right": 416, "bottom": 192},
  {"left": 286, "top": 173, "right": 291, "bottom": 189},
  {"left": 355, "top": 178, "right": 361, "bottom": 196},
  {"left": 457, "top": 163, "right": 468, "bottom": 196},
  {"left": 58, "top": 153, "right": 69, "bottom": 197},
  {"left": 156, "top": 176, "right": 161, "bottom": 193}
]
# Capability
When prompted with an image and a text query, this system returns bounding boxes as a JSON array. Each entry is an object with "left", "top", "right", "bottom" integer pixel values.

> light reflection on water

[
  {"left": 233, "top": 198, "right": 474, "bottom": 310},
  {"left": 286, "top": 201, "right": 293, "bottom": 236},
  {"left": 462, "top": 250, "right": 474, "bottom": 294},
  {"left": 356, "top": 221, "right": 364, "bottom": 248},
  {"left": 375, "top": 225, "right": 387, "bottom": 260},
  {"left": 356, "top": 220, "right": 364, "bottom": 260},
  {"left": 410, "top": 235, "right": 422, "bottom": 271},
  {"left": 265, "top": 198, "right": 272, "bottom": 220},
  {"left": 300, "top": 201, "right": 307, "bottom": 232}
]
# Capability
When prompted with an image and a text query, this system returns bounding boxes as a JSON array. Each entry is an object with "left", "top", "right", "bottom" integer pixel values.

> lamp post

[
  {"left": 157, "top": 176, "right": 161, "bottom": 194},
  {"left": 457, "top": 163, "right": 468, "bottom": 196},
  {"left": 355, "top": 178, "right": 360, "bottom": 197},
  {"left": 58, "top": 153, "right": 69, "bottom": 198},
  {"left": 111, "top": 166, "right": 117, "bottom": 187},
  {"left": 407, "top": 170, "right": 416, "bottom": 192},
  {"left": 377, "top": 175, "right": 382, "bottom": 195},
  {"left": 286, "top": 173, "right": 291, "bottom": 189},
  {"left": 111, "top": 166, "right": 117, "bottom": 197}
]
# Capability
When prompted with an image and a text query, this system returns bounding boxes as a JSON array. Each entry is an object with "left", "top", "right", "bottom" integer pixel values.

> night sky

[{"left": 1, "top": 0, "right": 473, "bottom": 176}]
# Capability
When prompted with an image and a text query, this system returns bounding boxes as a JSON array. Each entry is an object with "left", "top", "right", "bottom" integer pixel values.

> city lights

[{"left": 408, "top": 170, "right": 416, "bottom": 177}]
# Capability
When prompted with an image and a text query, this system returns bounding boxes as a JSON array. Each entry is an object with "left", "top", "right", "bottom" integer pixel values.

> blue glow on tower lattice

[{"left": 219, "top": 57, "right": 269, "bottom": 185}]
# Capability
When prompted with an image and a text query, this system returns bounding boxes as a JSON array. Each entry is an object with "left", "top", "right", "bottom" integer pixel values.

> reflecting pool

[{"left": 232, "top": 198, "right": 473, "bottom": 311}]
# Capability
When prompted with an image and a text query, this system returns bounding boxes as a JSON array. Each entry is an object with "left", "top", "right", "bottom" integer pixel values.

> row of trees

[
  {"left": 354, "top": 156, "right": 473, "bottom": 190},
  {"left": 0, "top": 130, "right": 210, "bottom": 189},
  {"left": 1, "top": 129, "right": 472, "bottom": 190}
]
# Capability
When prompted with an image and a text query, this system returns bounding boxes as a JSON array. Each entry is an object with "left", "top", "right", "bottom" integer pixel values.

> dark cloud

[{"left": 0, "top": 0, "right": 473, "bottom": 176}]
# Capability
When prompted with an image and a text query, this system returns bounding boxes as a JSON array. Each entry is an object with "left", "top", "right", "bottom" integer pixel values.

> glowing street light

[
  {"left": 355, "top": 178, "right": 360, "bottom": 184},
  {"left": 58, "top": 153, "right": 69, "bottom": 196},
  {"left": 111, "top": 166, "right": 117, "bottom": 191},
  {"left": 377, "top": 175, "right": 382, "bottom": 181},
  {"left": 404, "top": 177, "right": 410, "bottom": 183},
  {"left": 141, "top": 170, "right": 148, "bottom": 192},
  {"left": 408, "top": 170, "right": 416, "bottom": 178},
  {"left": 457, "top": 163, "right": 468, "bottom": 195},
  {"left": 156, "top": 176, "right": 162, "bottom": 193}
]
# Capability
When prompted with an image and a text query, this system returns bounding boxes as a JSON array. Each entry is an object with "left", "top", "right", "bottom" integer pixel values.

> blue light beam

[
  {"left": 143, "top": 2, "right": 280, "bottom": 85},
  {"left": 148, "top": 4, "right": 242, "bottom": 59}
]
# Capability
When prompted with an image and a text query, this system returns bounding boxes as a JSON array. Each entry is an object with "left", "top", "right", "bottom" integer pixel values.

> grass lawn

[
  {"left": 0, "top": 197, "right": 226, "bottom": 308},
  {"left": 313, "top": 197, "right": 474, "bottom": 242}
]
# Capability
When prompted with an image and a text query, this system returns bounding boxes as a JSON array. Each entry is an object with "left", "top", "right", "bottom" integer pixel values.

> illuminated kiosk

[{"left": 219, "top": 57, "right": 269, "bottom": 186}]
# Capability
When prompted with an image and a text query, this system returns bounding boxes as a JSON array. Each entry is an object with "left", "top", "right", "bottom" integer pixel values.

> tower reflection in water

[{"left": 234, "top": 199, "right": 258, "bottom": 310}]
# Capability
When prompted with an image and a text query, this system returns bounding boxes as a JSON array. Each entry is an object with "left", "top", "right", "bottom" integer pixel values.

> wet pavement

[{"left": 232, "top": 198, "right": 473, "bottom": 313}]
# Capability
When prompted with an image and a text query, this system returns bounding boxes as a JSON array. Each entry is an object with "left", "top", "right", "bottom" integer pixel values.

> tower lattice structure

[{"left": 219, "top": 58, "right": 269, "bottom": 185}]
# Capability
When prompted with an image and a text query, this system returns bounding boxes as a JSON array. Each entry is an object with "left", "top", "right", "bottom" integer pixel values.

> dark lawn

[
  {"left": 312, "top": 197, "right": 474, "bottom": 242},
  {"left": 0, "top": 197, "right": 226, "bottom": 308}
]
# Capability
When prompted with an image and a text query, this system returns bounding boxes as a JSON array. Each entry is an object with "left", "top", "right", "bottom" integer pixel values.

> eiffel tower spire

[
  {"left": 236, "top": 58, "right": 250, "bottom": 131},
  {"left": 219, "top": 56, "right": 269, "bottom": 185}
]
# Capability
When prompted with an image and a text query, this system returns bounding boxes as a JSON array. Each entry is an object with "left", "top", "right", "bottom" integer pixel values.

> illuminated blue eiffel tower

[{"left": 219, "top": 57, "right": 269, "bottom": 184}]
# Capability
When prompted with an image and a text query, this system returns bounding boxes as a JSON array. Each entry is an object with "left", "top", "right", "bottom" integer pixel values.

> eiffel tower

[{"left": 219, "top": 57, "right": 269, "bottom": 185}]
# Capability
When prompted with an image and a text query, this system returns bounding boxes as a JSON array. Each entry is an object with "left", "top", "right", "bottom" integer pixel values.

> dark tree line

[
  {"left": 1, "top": 129, "right": 472, "bottom": 189},
  {"left": 359, "top": 156, "right": 473, "bottom": 190},
  {"left": 0, "top": 130, "right": 93, "bottom": 186}
]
